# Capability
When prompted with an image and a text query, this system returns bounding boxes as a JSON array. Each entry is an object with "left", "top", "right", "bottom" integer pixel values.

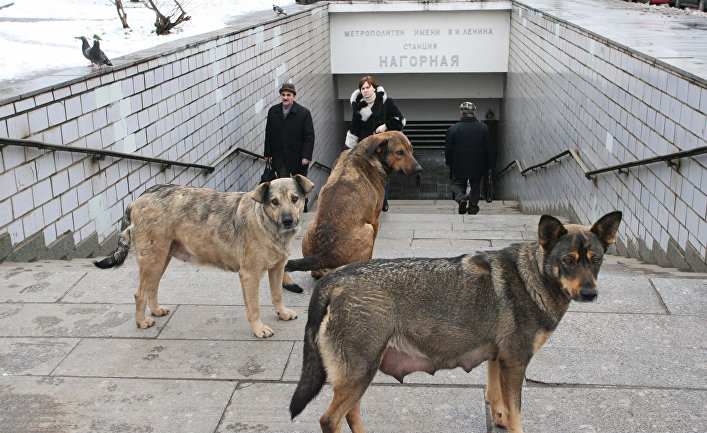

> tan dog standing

[
  {"left": 282, "top": 131, "right": 421, "bottom": 290},
  {"left": 94, "top": 176, "right": 314, "bottom": 338}
]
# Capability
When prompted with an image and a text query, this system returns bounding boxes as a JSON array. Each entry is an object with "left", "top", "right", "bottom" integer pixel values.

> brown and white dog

[{"left": 93, "top": 176, "right": 314, "bottom": 338}]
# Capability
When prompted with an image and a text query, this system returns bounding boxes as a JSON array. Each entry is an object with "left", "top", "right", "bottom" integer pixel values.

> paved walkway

[{"left": 1, "top": 200, "right": 705, "bottom": 433}]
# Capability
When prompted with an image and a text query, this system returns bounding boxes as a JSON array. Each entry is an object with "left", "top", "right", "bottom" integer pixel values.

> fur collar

[
  {"left": 350, "top": 86, "right": 388, "bottom": 105},
  {"left": 350, "top": 86, "right": 388, "bottom": 122}
]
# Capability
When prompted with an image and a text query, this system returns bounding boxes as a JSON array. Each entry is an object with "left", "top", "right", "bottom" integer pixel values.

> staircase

[
  {"left": 390, "top": 120, "right": 456, "bottom": 200},
  {"left": 404, "top": 120, "right": 455, "bottom": 148}
]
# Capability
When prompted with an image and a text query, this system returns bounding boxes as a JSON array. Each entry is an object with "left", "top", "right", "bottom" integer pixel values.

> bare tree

[
  {"left": 108, "top": 0, "right": 130, "bottom": 29},
  {"left": 142, "top": 0, "right": 191, "bottom": 35}
]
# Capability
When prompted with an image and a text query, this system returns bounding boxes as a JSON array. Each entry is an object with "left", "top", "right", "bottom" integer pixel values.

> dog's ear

[
  {"left": 252, "top": 181, "right": 270, "bottom": 204},
  {"left": 292, "top": 174, "right": 315, "bottom": 196},
  {"left": 538, "top": 215, "right": 567, "bottom": 251},
  {"left": 363, "top": 134, "right": 388, "bottom": 157},
  {"left": 590, "top": 211, "right": 622, "bottom": 251}
]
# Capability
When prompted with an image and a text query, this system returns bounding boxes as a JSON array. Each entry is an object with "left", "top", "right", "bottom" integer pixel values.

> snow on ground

[{"left": 0, "top": 0, "right": 295, "bottom": 82}]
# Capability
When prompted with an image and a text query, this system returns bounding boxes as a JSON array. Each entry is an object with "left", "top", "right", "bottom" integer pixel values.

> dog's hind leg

[
  {"left": 345, "top": 399, "right": 365, "bottom": 433},
  {"left": 320, "top": 381, "right": 369, "bottom": 433},
  {"left": 486, "top": 358, "right": 509, "bottom": 428},
  {"left": 268, "top": 261, "right": 297, "bottom": 321},
  {"left": 134, "top": 251, "right": 171, "bottom": 329}
]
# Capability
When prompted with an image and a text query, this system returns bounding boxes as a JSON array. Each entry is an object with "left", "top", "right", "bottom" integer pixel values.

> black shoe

[
  {"left": 467, "top": 205, "right": 479, "bottom": 215},
  {"left": 382, "top": 202, "right": 389, "bottom": 212},
  {"left": 457, "top": 199, "right": 467, "bottom": 214}
]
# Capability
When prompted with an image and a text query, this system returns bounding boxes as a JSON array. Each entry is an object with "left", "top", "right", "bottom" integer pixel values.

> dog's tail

[
  {"left": 92, "top": 207, "right": 132, "bottom": 269},
  {"left": 285, "top": 255, "right": 329, "bottom": 272},
  {"left": 290, "top": 285, "right": 331, "bottom": 419}
]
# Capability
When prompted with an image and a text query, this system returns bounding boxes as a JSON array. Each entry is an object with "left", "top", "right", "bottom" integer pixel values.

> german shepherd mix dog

[
  {"left": 290, "top": 211, "right": 622, "bottom": 433},
  {"left": 283, "top": 131, "right": 421, "bottom": 290},
  {"left": 93, "top": 176, "right": 314, "bottom": 338}
]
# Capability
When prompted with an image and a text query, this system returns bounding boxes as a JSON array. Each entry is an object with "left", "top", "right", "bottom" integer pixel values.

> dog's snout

[
  {"left": 281, "top": 213, "right": 295, "bottom": 229},
  {"left": 413, "top": 164, "right": 422, "bottom": 174},
  {"left": 579, "top": 287, "right": 597, "bottom": 301}
]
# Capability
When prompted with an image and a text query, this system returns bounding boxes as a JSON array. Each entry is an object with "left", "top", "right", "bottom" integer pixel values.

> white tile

[
  {"left": 15, "top": 163, "right": 37, "bottom": 190},
  {"left": 81, "top": 92, "right": 97, "bottom": 113},
  {"left": 22, "top": 207, "right": 44, "bottom": 238},
  {"left": 77, "top": 113, "right": 94, "bottom": 137},
  {"left": 61, "top": 120, "right": 79, "bottom": 144},
  {"left": 0, "top": 171, "right": 18, "bottom": 201},
  {"left": 14, "top": 97, "right": 35, "bottom": 113},
  {"left": 11, "top": 187, "right": 34, "bottom": 218},
  {"left": 88, "top": 193, "right": 105, "bottom": 219},
  {"left": 65, "top": 96, "right": 83, "bottom": 120},
  {"left": 42, "top": 224, "right": 57, "bottom": 245},
  {"left": 76, "top": 180, "right": 94, "bottom": 205},
  {"left": 32, "top": 178, "right": 53, "bottom": 206},
  {"left": 6, "top": 219, "right": 24, "bottom": 244},
  {"left": 43, "top": 197, "right": 62, "bottom": 224},
  {"left": 28, "top": 107, "right": 49, "bottom": 135},
  {"left": 47, "top": 102, "right": 66, "bottom": 126},
  {"left": 72, "top": 203, "right": 90, "bottom": 228},
  {"left": 56, "top": 213, "right": 74, "bottom": 235},
  {"left": 0, "top": 198, "right": 12, "bottom": 227},
  {"left": 60, "top": 188, "right": 79, "bottom": 214},
  {"left": 6, "top": 113, "right": 29, "bottom": 138}
]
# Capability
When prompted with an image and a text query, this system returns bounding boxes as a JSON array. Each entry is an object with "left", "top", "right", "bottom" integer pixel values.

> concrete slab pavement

[{"left": 0, "top": 200, "right": 705, "bottom": 433}]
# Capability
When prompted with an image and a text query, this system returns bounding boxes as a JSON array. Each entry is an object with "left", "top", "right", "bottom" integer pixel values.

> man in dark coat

[
  {"left": 264, "top": 82, "right": 315, "bottom": 178},
  {"left": 264, "top": 82, "right": 315, "bottom": 211},
  {"left": 445, "top": 101, "right": 495, "bottom": 215}
]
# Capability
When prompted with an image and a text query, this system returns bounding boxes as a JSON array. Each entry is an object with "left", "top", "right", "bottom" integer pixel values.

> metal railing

[
  {"left": 0, "top": 137, "right": 332, "bottom": 175},
  {"left": 0, "top": 137, "right": 215, "bottom": 173},
  {"left": 497, "top": 146, "right": 707, "bottom": 180}
]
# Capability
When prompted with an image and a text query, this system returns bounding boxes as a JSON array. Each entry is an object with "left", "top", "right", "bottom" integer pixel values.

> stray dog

[
  {"left": 283, "top": 131, "right": 421, "bottom": 290},
  {"left": 290, "top": 211, "right": 622, "bottom": 432},
  {"left": 93, "top": 176, "right": 314, "bottom": 338}
]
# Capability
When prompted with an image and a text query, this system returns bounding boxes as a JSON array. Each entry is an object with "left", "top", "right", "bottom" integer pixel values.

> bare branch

[
  {"left": 142, "top": 0, "right": 191, "bottom": 35},
  {"left": 107, "top": 0, "right": 130, "bottom": 29}
]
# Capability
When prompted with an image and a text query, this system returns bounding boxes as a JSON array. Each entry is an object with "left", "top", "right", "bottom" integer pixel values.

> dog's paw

[
  {"left": 252, "top": 322, "right": 274, "bottom": 338},
  {"left": 136, "top": 317, "right": 155, "bottom": 329},
  {"left": 283, "top": 283, "right": 303, "bottom": 293},
  {"left": 150, "top": 306, "right": 170, "bottom": 317},
  {"left": 277, "top": 308, "right": 297, "bottom": 321}
]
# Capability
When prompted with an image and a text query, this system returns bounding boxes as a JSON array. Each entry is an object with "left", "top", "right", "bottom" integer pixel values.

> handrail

[
  {"left": 584, "top": 146, "right": 707, "bottom": 179},
  {"left": 0, "top": 137, "right": 333, "bottom": 176},
  {"left": 496, "top": 159, "right": 523, "bottom": 177},
  {"left": 0, "top": 137, "right": 215, "bottom": 173},
  {"left": 496, "top": 146, "right": 707, "bottom": 180}
]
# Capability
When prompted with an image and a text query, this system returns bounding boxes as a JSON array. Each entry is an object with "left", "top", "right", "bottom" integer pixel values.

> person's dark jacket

[
  {"left": 264, "top": 101, "right": 314, "bottom": 175},
  {"left": 345, "top": 86, "right": 405, "bottom": 148},
  {"left": 445, "top": 116, "right": 494, "bottom": 180}
]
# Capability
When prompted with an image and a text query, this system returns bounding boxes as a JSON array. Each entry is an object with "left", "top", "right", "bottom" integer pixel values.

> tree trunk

[{"left": 113, "top": 0, "right": 129, "bottom": 29}]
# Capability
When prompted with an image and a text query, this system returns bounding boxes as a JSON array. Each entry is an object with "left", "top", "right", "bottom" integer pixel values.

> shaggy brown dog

[{"left": 282, "top": 131, "right": 421, "bottom": 290}]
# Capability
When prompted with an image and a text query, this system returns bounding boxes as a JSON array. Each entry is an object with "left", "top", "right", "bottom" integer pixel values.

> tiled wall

[
  {"left": 0, "top": 5, "right": 341, "bottom": 261},
  {"left": 499, "top": 4, "right": 706, "bottom": 271}
]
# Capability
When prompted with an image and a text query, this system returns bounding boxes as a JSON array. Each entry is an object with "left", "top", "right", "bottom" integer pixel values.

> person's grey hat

[
  {"left": 460, "top": 101, "right": 476, "bottom": 112},
  {"left": 279, "top": 82, "right": 296, "bottom": 95}
]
